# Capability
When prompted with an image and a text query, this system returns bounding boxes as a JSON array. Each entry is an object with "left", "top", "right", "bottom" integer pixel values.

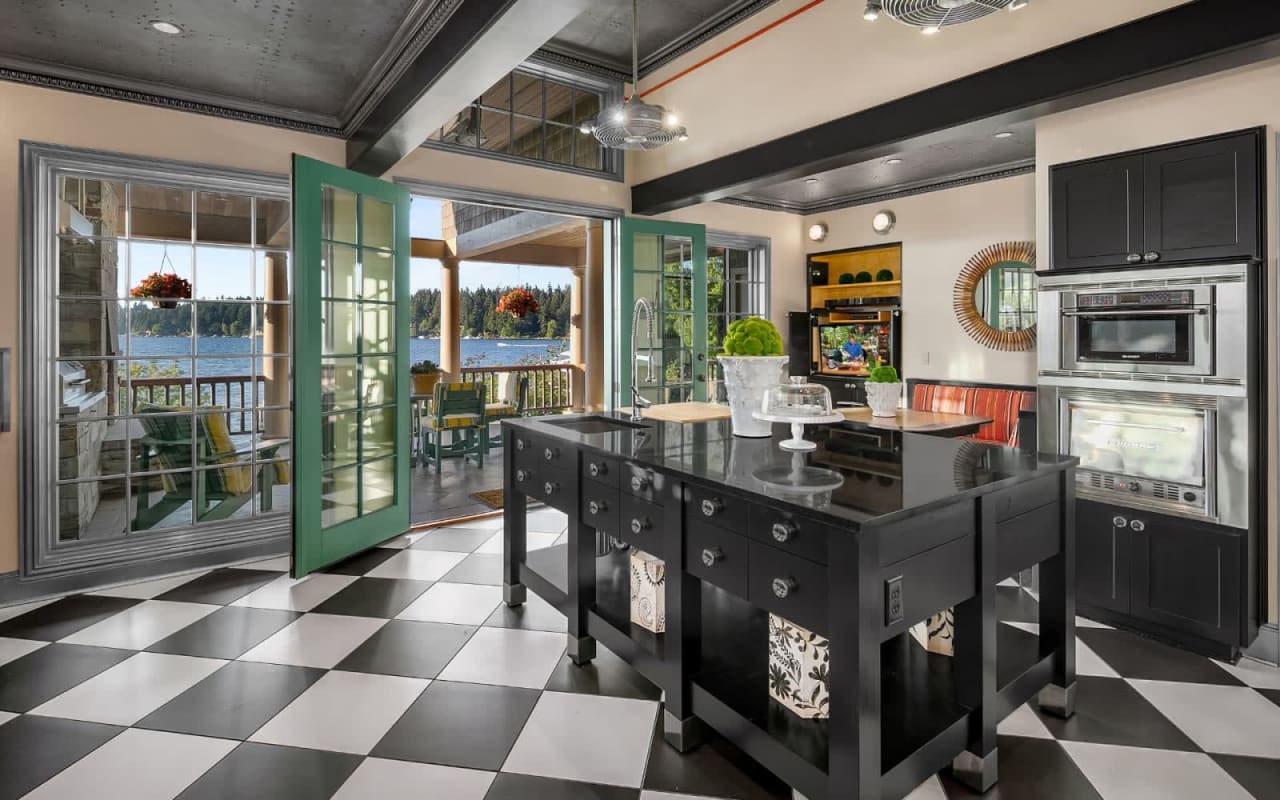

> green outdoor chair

[
  {"left": 421, "top": 381, "right": 488, "bottom": 471},
  {"left": 133, "top": 402, "right": 286, "bottom": 530},
  {"left": 484, "top": 373, "right": 529, "bottom": 453}
]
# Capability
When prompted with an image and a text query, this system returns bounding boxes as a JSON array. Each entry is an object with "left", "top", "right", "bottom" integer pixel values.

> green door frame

[
  {"left": 617, "top": 217, "right": 708, "bottom": 406},
  {"left": 292, "top": 155, "right": 411, "bottom": 577}
]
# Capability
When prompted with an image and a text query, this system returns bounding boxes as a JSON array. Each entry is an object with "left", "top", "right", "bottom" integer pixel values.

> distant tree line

[
  {"left": 128, "top": 299, "right": 254, "bottom": 337},
  {"left": 411, "top": 284, "right": 571, "bottom": 339}
]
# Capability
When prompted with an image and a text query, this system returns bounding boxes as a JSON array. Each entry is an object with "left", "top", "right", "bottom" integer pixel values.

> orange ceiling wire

[{"left": 635, "top": 0, "right": 828, "bottom": 99}]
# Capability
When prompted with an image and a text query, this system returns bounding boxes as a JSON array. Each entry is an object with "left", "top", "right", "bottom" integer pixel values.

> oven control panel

[
  {"left": 1077, "top": 470, "right": 1208, "bottom": 518},
  {"left": 1076, "top": 290, "right": 1195, "bottom": 308}
]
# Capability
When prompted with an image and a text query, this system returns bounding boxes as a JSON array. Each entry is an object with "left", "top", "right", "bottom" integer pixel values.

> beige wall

[
  {"left": 632, "top": 0, "right": 1187, "bottom": 184},
  {"left": 803, "top": 175, "right": 1037, "bottom": 386},
  {"left": 1035, "top": 58, "right": 1280, "bottom": 624},
  {"left": 0, "top": 80, "right": 629, "bottom": 575}
]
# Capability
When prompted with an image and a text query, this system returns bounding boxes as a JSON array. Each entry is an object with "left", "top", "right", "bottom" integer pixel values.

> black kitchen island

[{"left": 502, "top": 413, "right": 1078, "bottom": 800}]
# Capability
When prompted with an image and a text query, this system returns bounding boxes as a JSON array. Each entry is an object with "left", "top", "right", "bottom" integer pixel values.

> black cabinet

[
  {"left": 1076, "top": 500, "right": 1130, "bottom": 614},
  {"left": 1050, "top": 129, "right": 1261, "bottom": 271},
  {"left": 1076, "top": 499, "right": 1244, "bottom": 648},
  {"left": 1129, "top": 512, "right": 1243, "bottom": 645},
  {"left": 811, "top": 374, "right": 864, "bottom": 406}
]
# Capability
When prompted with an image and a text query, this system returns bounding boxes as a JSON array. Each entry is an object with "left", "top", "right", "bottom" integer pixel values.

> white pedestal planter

[
  {"left": 865, "top": 381, "right": 903, "bottom": 418},
  {"left": 717, "top": 355, "right": 789, "bottom": 438},
  {"left": 767, "top": 613, "right": 830, "bottom": 719},
  {"left": 629, "top": 549, "right": 666, "bottom": 633}
]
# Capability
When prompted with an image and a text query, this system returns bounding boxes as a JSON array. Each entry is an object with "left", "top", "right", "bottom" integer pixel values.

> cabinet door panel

[
  {"left": 1143, "top": 132, "right": 1260, "bottom": 264},
  {"left": 1050, "top": 155, "right": 1144, "bottom": 271},
  {"left": 1076, "top": 500, "right": 1129, "bottom": 614},
  {"left": 1130, "top": 515, "right": 1242, "bottom": 645}
]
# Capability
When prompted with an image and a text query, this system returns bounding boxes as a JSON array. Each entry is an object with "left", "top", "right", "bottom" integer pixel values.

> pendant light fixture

[{"left": 579, "top": 0, "right": 688, "bottom": 150}]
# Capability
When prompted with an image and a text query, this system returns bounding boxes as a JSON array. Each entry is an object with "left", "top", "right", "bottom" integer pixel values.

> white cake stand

[{"left": 751, "top": 410, "right": 845, "bottom": 451}]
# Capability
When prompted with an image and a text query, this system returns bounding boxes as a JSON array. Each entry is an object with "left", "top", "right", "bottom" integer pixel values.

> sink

[{"left": 544, "top": 415, "right": 649, "bottom": 434}]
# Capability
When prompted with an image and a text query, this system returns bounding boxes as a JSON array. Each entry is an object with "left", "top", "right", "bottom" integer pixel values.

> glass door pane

[{"left": 292, "top": 156, "right": 410, "bottom": 577}]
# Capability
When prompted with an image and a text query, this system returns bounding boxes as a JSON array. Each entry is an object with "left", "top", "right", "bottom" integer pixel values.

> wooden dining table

[{"left": 838, "top": 406, "right": 992, "bottom": 437}]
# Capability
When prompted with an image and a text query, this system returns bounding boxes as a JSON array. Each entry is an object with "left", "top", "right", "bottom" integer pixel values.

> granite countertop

[{"left": 504, "top": 413, "right": 1076, "bottom": 529}]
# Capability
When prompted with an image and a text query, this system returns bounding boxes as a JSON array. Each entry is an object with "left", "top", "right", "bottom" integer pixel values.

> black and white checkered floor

[{"left": 1, "top": 506, "right": 1278, "bottom": 800}]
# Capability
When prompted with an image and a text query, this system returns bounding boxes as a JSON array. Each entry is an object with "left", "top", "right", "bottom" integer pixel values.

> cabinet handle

[
  {"left": 515, "top": 469, "right": 529, "bottom": 483},
  {"left": 1143, "top": 251, "right": 1161, "bottom": 263},
  {"left": 543, "top": 482, "right": 558, "bottom": 496},
  {"left": 1130, "top": 519, "right": 1145, "bottom": 532},
  {"left": 515, "top": 438, "right": 526, "bottom": 451},
  {"left": 631, "top": 517, "right": 651, "bottom": 535},
  {"left": 1112, "top": 515, "right": 1128, "bottom": 528},
  {"left": 772, "top": 521, "right": 797, "bottom": 543},
  {"left": 630, "top": 475, "right": 650, "bottom": 492},
  {"left": 772, "top": 577, "right": 798, "bottom": 599},
  {"left": 701, "top": 547, "right": 723, "bottom": 567},
  {"left": 700, "top": 497, "right": 724, "bottom": 517},
  {"left": 544, "top": 447, "right": 559, "bottom": 462},
  {"left": 588, "top": 500, "right": 606, "bottom": 516},
  {"left": 1126, "top": 253, "right": 1143, "bottom": 264},
  {"left": 589, "top": 461, "right": 606, "bottom": 478}
]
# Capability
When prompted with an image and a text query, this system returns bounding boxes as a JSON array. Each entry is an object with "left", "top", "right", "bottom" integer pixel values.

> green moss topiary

[
  {"left": 721, "top": 317, "right": 784, "bottom": 357},
  {"left": 867, "top": 365, "right": 900, "bottom": 383},
  {"left": 854, "top": 271, "right": 873, "bottom": 283},
  {"left": 837, "top": 273, "right": 855, "bottom": 284}
]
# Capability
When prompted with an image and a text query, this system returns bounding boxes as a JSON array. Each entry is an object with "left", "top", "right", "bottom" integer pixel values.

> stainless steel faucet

[{"left": 630, "top": 297, "right": 656, "bottom": 422}]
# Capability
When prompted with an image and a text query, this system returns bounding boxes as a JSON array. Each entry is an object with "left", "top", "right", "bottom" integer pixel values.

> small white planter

[
  {"left": 865, "top": 381, "right": 902, "bottom": 418},
  {"left": 717, "top": 355, "right": 789, "bottom": 438}
]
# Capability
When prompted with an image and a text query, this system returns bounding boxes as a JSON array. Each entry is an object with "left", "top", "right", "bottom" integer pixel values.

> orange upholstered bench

[{"left": 908, "top": 380, "right": 1036, "bottom": 447}]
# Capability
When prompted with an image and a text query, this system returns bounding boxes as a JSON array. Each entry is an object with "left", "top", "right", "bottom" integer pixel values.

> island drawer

[
  {"left": 580, "top": 480, "right": 619, "bottom": 535},
  {"left": 748, "top": 510, "right": 830, "bottom": 565},
  {"left": 582, "top": 453, "right": 621, "bottom": 488},
  {"left": 622, "top": 463, "right": 661, "bottom": 503},
  {"left": 687, "top": 523, "right": 750, "bottom": 599},
  {"left": 877, "top": 503, "right": 974, "bottom": 567},
  {"left": 749, "top": 543, "right": 827, "bottom": 636},
  {"left": 527, "top": 467, "right": 576, "bottom": 513},
  {"left": 618, "top": 494, "right": 662, "bottom": 549},
  {"left": 992, "top": 473, "right": 1058, "bottom": 522},
  {"left": 684, "top": 484, "right": 745, "bottom": 532},
  {"left": 510, "top": 432, "right": 570, "bottom": 472}
]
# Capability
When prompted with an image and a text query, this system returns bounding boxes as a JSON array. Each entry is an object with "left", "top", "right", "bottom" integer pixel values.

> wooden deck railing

[
  {"left": 124, "top": 375, "right": 266, "bottom": 433},
  {"left": 461, "top": 363, "right": 575, "bottom": 415}
]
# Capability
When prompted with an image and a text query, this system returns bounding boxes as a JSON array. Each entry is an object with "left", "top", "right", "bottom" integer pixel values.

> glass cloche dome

[{"left": 760, "top": 376, "right": 836, "bottom": 417}]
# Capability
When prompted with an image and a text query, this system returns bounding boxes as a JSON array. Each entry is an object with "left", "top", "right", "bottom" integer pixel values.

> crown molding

[
  {"left": 723, "top": 161, "right": 1035, "bottom": 215},
  {"left": 530, "top": 47, "right": 630, "bottom": 83}
]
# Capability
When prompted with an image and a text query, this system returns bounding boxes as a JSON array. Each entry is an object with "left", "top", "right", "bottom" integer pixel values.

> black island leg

[
  {"left": 827, "top": 532, "right": 882, "bottom": 800},
  {"left": 502, "top": 428, "right": 526, "bottom": 608},
  {"left": 662, "top": 489, "right": 705, "bottom": 751},
  {"left": 952, "top": 501, "right": 999, "bottom": 792},
  {"left": 566, "top": 511, "right": 597, "bottom": 666},
  {"left": 1039, "top": 469, "right": 1078, "bottom": 718}
]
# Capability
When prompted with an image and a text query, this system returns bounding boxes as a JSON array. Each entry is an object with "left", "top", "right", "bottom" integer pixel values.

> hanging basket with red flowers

[
  {"left": 496, "top": 288, "right": 540, "bottom": 318},
  {"left": 131, "top": 272, "right": 192, "bottom": 309}
]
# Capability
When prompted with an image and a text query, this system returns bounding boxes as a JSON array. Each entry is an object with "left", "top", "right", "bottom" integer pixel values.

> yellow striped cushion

[
  {"left": 428, "top": 413, "right": 482, "bottom": 430},
  {"left": 200, "top": 412, "right": 252, "bottom": 495},
  {"left": 485, "top": 403, "right": 519, "bottom": 418}
]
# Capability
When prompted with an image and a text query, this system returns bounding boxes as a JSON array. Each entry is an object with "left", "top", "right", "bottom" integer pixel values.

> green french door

[
  {"left": 617, "top": 218, "right": 708, "bottom": 405},
  {"left": 291, "top": 155, "right": 410, "bottom": 577}
]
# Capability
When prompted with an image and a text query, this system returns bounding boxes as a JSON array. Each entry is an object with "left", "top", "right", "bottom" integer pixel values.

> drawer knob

[
  {"left": 700, "top": 498, "right": 724, "bottom": 517},
  {"left": 544, "top": 447, "right": 559, "bottom": 462},
  {"left": 1130, "top": 519, "right": 1145, "bottom": 532},
  {"left": 630, "top": 475, "right": 650, "bottom": 492},
  {"left": 771, "top": 521, "right": 797, "bottom": 543},
  {"left": 631, "top": 517, "right": 651, "bottom": 535},
  {"left": 772, "top": 577, "right": 798, "bottom": 599},
  {"left": 515, "top": 469, "right": 529, "bottom": 483},
  {"left": 1126, "top": 253, "right": 1143, "bottom": 264},
  {"left": 515, "top": 438, "right": 526, "bottom": 451},
  {"left": 589, "top": 462, "right": 606, "bottom": 477},
  {"left": 701, "top": 547, "right": 723, "bottom": 567},
  {"left": 1112, "top": 515, "right": 1128, "bottom": 528},
  {"left": 544, "top": 482, "right": 558, "bottom": 496},
  {"left": 588, "top": 500, "right": 607, "bottom": 515},
  {"left": 1143, "top": 251, "right": 1161, "bottom": 263}
]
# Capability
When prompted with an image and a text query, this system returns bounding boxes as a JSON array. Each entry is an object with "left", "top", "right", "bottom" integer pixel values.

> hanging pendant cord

[{"left": 629, "top": 0, "right": 639, "bottom": 104}]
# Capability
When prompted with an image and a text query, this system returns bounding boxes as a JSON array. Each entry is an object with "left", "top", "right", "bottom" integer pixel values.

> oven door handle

[{"left": 1061, "top": 309, "right": 1206, "bottom": 317}]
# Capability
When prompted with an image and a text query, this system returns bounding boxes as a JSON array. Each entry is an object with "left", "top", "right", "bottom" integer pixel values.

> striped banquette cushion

[{"left": 910, "top": 382, "right": 1036, "bottom": 447}]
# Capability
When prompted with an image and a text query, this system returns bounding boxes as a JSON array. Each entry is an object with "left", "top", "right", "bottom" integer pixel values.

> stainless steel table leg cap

[
  {"left": 952, "top": 749, "right": 998, "bottom": 792},
  {"left": 567, "top": 634, "right": 596, "bottom": 665},
  {"left": 662, "top": 710, "right": 707, "bottom": 753},
  {"left": 502, "top": 583, "right": 526, "bottom": 607},
  {"left": 1039, "top": 681, "right": 1078, "bottom": 719}
]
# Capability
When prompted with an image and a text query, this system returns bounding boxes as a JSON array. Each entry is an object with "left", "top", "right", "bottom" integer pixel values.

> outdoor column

[
  {"left": 263, "top": 251, "right": 289, "bottom": 438},
  {"left": 569, "top": 262, "right": 586, "bottom": 412},
  {"left": 439, "top": 256, "right": 461, "bottom": 380},
  {"left": 584, "top": 221, "right": 606, "bottom": 411}
]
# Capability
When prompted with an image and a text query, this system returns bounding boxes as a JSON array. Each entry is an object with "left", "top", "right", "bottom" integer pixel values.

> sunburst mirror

[{"left": 953, "top": 241, "right": 1038, "bottom": 351}]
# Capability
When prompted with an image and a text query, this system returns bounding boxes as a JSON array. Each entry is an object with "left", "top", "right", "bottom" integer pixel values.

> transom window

[{"left": 425, "top": 67, "right": 620, "bottom": 177}]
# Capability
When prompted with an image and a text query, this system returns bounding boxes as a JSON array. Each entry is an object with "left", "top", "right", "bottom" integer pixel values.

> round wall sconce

[
  {"left": 807, "top": 222, "right": 828, "bottom": 242},
  {"left": 871, "top": 210, "right": 896, "bottom": 235}
]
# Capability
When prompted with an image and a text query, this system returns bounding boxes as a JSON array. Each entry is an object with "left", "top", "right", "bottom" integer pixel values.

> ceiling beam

[
  {"left": 345, "top": 0, "right": 593, "bottom": 176},
  {"left": 630, "top": 0, "right": 1280, "bottom": 215},
  {"left": 462, "top": 242, "right": 583, "bottom": 267}
]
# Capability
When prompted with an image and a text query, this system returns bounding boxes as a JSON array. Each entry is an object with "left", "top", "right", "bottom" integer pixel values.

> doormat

[{"left": 470, "top": 488, "right": 539, "bottom": 510}]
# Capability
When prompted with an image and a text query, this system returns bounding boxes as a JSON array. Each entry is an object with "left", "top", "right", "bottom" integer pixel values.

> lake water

[{"left": 124, "top": 336, "right": 571, "bottom": 375}]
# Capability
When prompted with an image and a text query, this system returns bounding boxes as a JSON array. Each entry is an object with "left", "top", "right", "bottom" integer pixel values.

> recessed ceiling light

[
  {"left": 804, "top": 177, "right": 821, "bottom": 185},
  {"left": 884, "top": 158, "right": 903, "bottom": 165},
  {"left": 994, "top": 131, "right": 1015, "bottom": 139},
  {"left": 863, "top": 2, "right": 882, "bottom": 21},
  {"left": 149, "top": 20, "right": 182, "bottom": 34},
  {"left": 921, "top": 25, "right": 941, "bottom": 35},
  {"left": 1009, "top": 0, "right": 1029, "bottom": 9},
  {"left": 808, "top": 223, "right": 828, "bottom": 242}
]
